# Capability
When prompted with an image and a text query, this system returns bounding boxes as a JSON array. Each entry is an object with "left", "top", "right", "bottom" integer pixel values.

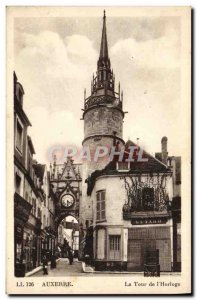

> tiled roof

[{"left": 86, "top": 139, "right": 171, "bottom": 196}]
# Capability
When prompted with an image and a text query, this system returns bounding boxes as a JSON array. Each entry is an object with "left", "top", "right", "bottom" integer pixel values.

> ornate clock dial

[{"left": 61, "top": 194, "right": 74, "bottom": 208}]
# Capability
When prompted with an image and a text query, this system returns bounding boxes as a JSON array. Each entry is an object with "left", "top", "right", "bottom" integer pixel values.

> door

[
  {"left": 109, "top": 235, "right": 121, "bottom": 260},
  {"left": 156, "top": 239, "right": 171, "bottom": 271},
  {"left": 127, "top": 240, "right": 143, "bottom": 271},
  {"left": 128, "top": 227, "right": 171, "bottom": 271}
]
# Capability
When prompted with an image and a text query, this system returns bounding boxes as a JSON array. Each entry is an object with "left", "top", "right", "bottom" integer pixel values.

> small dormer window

[
  {"left": 15, "top": 118, "right": 23, "bottom": 154},
  {"left": 15, "top": 83, "right": 24, "bottom": 106},
  {"left": 116, "top": 162, "right": 130, "bottom": 172}
]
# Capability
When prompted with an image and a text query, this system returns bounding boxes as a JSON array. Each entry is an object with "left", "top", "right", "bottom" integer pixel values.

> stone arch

[{"left": 55, "top": 211, "right": 79, "bottom": 231}]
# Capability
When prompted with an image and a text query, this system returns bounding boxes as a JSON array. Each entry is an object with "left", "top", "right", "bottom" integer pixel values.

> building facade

[
  {"left": 14, "top": 73, "right": 56, "bottom": 276},
  {"left": 87, "top": 143, "right": 174, "bottom": 271},
  {"left": 13, "top": 12, "right": 181, "bottom": 275}
]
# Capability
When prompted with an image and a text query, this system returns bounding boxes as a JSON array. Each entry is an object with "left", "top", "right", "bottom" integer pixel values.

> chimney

[{"left": 161, "top": 136, "right": 168, "bottom": 165}]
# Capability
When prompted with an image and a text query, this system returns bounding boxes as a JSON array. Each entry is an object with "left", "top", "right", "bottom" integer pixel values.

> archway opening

[{"left": 57, "top": 215, "right": 79, "bottom": 259}]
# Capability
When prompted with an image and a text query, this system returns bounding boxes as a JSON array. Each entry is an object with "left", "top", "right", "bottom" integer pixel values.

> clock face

[{"left": 61, "top": 194, "right": 74, "bottom": 208}]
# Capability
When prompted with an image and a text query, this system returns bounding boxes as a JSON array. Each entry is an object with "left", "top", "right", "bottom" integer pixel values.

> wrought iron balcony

[{"left": 122, "top": 200, "right": 172, "bottom": 224}]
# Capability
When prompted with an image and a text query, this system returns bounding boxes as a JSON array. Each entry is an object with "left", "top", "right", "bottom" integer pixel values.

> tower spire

[
  {"left": 82, "top": 11, "right": 124, "bottom": 123},
  {"left": 96, "top": 10, "right": 111, "bottom": 92},
  {"left": 99, "top": 10, "right": 109, "bottom": 61}
]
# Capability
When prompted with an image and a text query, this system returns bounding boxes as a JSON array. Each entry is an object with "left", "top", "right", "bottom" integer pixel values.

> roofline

[
  {"left": 15, "top": 100, "right": 32, "bottom": 126},
  {"left": 14, "top": 71, "right": 25, "bottom": 94},
  {"left": 16, "top": 81, "right": 25, "bottom": 95},
  {"left": 125, "top": 139, "right": 170, "bottom": 170},
  {"left": 95, "top": 171, "right": 173, "bottom": 181},
  {"left": 27, "top": 135, "right": 36, "bottom": 154}
]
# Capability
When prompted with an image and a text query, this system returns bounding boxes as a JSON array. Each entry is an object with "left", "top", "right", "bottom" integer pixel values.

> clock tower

[
  {"left": 80, "top": 11, "right": 125, "bottom": 228},
  {"left": 49, "top": 156, "right": 82, "bottom": 228}
]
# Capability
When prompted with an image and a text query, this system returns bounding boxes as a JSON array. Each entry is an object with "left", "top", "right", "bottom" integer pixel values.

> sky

[{"left": 14, "top": 11, "right": 182, "bottom": 164}]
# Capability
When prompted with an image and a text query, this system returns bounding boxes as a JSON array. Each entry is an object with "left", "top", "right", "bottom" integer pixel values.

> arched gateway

[{"left": 49, "top": 156, "right": 82, "bottom": 233}]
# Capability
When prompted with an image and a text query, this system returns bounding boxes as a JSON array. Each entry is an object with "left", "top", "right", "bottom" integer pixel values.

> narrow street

[
  {"left": 30, "top": 258, "right": 180, "bottom": 277},
  {"left": 31, "top": 258, "right": 84, "bottom": 277}
]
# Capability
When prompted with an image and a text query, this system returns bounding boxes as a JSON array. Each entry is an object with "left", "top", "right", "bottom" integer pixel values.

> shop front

[
  {"left": 127, "top": 225, "right": 172, "bottom": 272},
  {"left": 14, "top": 192, "right": 32, "bottom": 277},
  {"left": 22, "top": 214, "right": 42, "bottom": 273}
]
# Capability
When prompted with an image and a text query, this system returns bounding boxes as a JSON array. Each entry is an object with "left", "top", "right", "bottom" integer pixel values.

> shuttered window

[{"left": 96, "top": 190, "right": 106, "bottom": 221}]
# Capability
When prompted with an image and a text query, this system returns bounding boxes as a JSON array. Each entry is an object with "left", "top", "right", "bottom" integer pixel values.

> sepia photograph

[{"left": 6, "top": 6, "right": 191, "bottom": 294}]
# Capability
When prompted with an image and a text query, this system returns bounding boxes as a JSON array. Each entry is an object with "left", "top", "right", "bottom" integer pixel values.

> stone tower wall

[
  {"left": 80, "top": 106, "right": 124, "bottom": 228},
  {"left": 84, "top": 106, "right": 123, "bottom": 140}
]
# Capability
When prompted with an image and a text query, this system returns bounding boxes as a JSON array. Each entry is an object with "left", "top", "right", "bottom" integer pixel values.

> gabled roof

[
  {"left": 60, "top": 157, "right": 78, "bottom": 180},
  {"left": 120, "top": 139, "right": 169, "bottom": 172},
  {"left": 86, "top": 139, "right": 171, "bottom": 196}
]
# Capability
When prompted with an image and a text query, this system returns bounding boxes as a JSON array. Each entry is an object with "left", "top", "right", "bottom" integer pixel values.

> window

[
  {"left": 37, "top": 207, "right": 41, "bottom": 219},
  {"left": 27, "top": 150, "right": 32, "bottom": 174},
  {"left": 16, "top": 119, "right": 23, "bottom": 153},
  {"left": 15, "top": 173, "right": 21, "bottom": 194},
  {"left": 109, "top": 235, "right": 121, "bottom": 260},
  {"left": 177, "top": 223, "right": 181, "bottom": 263},
  {"left": 117, "top": 162, "right": 130, "bottom": 172},
  {"left": 142, "top": 188, "right": 154, "bottom": 211},
  {"left": 96, "top": 190, "right": 106, "bottom": 221},
  {"left": 43, "top": 215, "right": 46, "bottom": 229},
  {"left": 25, "top": 191, "right": 28, "bottom": 201},
  {"left": 32, "top": 198, "right": 36, "bottom": 216},
  {"left": 16, "top": 243, "right": 22, "bottom": 261}
]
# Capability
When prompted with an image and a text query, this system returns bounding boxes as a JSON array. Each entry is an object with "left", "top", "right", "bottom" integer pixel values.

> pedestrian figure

[
  {"left": 42, "top": 255, "right": 48, "bottom": 275},
  {"left": 51, "top": 253, "right": 56, "bottom": 269},
  {"left": 68, "top": 250, "right": 73, "bottom": 265}
]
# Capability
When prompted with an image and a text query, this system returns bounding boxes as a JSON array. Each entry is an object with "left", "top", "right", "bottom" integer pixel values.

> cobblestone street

[{"left": 31, "top": 258, "right": 84, "bottom": 277}]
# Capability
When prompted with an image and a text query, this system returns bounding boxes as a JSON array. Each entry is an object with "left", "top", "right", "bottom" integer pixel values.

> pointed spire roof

[
  {"left": 99, "top": 10, "right": 109, "bottom": 60},
  {"left": 83, "top": 10, "right": 124, "bottom": 113}
]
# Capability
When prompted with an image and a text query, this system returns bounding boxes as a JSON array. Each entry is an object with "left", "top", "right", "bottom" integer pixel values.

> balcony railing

[
  {"left": 84, "top": 95, "right": 122, "bottom": 111},
  {"left": 122, "top": 200, "right": 171, "bottom": 222}
]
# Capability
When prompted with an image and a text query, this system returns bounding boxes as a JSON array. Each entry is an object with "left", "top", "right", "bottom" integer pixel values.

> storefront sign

[{"left": 131, "top": 217, "right": 168, "bottom": 225}]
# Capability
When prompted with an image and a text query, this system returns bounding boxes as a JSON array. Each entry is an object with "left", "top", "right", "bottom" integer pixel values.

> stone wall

[{"left": 84, "top": 106, "right": 123, "bottom": 139}]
